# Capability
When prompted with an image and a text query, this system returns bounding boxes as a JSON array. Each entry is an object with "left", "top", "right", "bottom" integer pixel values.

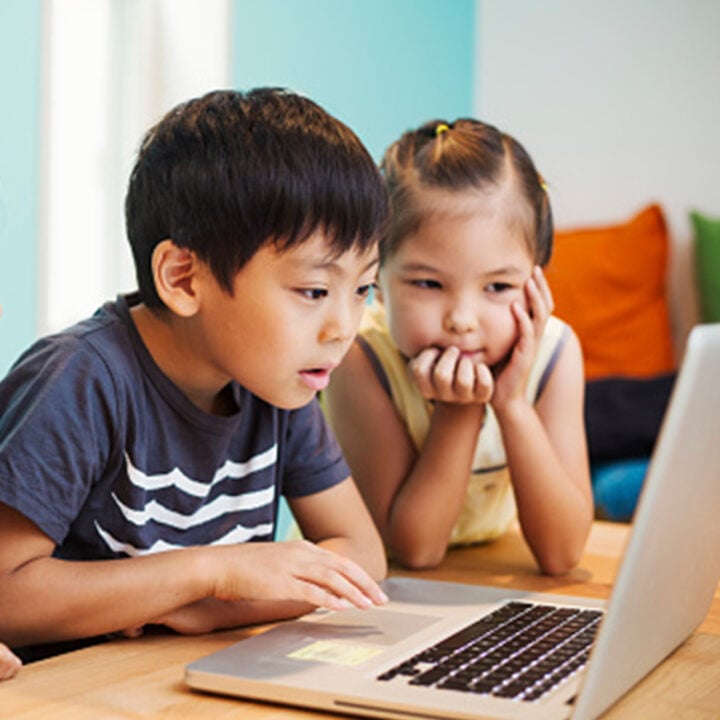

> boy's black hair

[{"left": 125, "top": 88, "right": 389, "bottom": 307}]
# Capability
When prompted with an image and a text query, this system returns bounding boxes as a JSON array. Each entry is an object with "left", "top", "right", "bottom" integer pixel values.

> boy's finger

[
  {"left": 297, "top": 556, "right": 388, "bottom": 610},
  {"left": 332, "top": 555, "right": 389, "bottom": 606}
]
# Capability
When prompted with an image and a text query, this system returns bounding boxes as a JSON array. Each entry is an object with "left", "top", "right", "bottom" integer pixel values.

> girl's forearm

[
  {"left": 386, "top": 403, "right": 485, "bottom": 568},
  {"left": 495, "top": 400, "right": 593, "bottom": 575}
]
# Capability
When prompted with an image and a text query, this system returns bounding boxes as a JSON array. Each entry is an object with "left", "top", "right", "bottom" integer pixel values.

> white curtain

[{"left": 41, "top": 0, "right": 231, "bottom": 334}]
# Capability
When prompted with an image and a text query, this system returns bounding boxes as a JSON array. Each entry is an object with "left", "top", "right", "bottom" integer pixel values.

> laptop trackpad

[
  {"left": 192, "top": 609, "right": 443, "bottom": 681},
  {"left": 301, "top": 607, "right": 442, "bottom": 646}
]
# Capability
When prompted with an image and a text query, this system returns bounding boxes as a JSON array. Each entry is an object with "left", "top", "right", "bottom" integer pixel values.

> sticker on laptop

[{"left": 288, "top": 640, "right": 383, "bottom": 666}]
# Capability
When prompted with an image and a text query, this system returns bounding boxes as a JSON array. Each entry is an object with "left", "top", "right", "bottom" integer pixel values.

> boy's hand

[
  {"left": 124, "top": 598, "right": 311, "bottom": 636},
  {"left": 491, "top": 267, "right": 554, "bottom": 410},
  {"left": 0, "top": 643, "right": 21, "bottom": 680},
  {"left": 409, "top": 346, "right": 493, "bottom": 405},
  {"left": 209, "top": 540, "right": 388, "bottom": 613}
]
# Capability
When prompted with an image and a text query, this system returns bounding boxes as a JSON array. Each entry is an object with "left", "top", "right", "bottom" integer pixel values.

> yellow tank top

[{"left": 359, "top": 303, "right": 569, "bottom": 545}]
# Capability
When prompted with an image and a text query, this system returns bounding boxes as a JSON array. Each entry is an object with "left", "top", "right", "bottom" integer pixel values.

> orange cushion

[{"left": 546, "top": 204, "right": 676, "bottom": 380}]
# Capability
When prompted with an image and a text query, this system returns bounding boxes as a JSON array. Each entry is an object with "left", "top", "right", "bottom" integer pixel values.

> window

[{"left": 41, "top": 0, "right": 230, "bottom": 333}]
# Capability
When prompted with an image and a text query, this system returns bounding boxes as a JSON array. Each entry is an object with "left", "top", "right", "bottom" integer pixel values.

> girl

[{"left": 325, "top": 119, "right": 593, "bottom": 575}]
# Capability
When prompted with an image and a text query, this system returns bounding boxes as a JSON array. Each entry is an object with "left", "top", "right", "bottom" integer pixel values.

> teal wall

[
  {"left": 0, "top": 0, "right": 42, "bottom": 375},
  {"left": 0, "top": 0, "right": 474, "bottom": 540},
  {"left": 232, "top": 0, "right": 475, "bottom": 162},
  {"left": 232, "top": 0, "right": 475, "bottom": 539},
  {"left": 0, "top": 0, "right": 475, "bottom": 380}
]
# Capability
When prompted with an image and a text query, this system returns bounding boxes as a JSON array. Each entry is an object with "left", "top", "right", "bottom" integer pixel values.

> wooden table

[{"left": 2, "top": 521, "right": 720, "bottom": 719}]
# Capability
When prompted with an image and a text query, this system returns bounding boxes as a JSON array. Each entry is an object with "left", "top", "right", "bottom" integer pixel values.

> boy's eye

[
  {"left": 410, "top": 279, "right": 442, "bottom": 290},
  {"left": 299, "top": 288, "right": 328, "bottom": 300},
  {"left": 356, "top": 283, "right": 374, "bottom": 299}
]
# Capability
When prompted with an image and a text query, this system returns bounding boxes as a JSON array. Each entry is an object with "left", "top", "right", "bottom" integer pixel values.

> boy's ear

[{"left": 152, "top": 239, "right": 201, "bottom": 317}]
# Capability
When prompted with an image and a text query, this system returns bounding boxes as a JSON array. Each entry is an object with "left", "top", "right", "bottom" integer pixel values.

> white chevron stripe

[
  {"left": 94, "top": 520, "right": 275, "bottom": 556},
  {"left": 111, "top": 485, "right": 275, "bottom": 529},
  {"left": 124, "top": 445, "right": 278, "bottom": 497}
]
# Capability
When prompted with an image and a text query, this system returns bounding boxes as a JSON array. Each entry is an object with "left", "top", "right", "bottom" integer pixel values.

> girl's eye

[
  {"left": 410, "top": 279, "right": 442, "bottom": 290},
  {"left": 299, "top": 288, "right": 328, "bottom": 300},
  {"left": 486, "top": 282, "right": 513, "bottom": 293}
]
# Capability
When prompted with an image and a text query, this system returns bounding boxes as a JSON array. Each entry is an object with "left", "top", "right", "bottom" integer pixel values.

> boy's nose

[{"left": 319, "top": 305, "right": 357, "bottom": 344}]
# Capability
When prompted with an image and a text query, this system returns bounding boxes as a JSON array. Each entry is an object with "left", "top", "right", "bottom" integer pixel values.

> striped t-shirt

[{"left": 0, "top": 293, "right": 349, "bottom": 562}]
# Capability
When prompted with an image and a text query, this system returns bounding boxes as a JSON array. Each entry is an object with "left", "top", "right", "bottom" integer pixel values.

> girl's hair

[
  {"left": 379, "top": 118, "right": 552, "bottom": 266},
  {"left": 125, "top": 88, "right": 389, "bottom": 307}
]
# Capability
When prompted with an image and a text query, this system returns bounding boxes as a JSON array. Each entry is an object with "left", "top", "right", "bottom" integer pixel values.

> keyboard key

[{"left": 376, "top": 601, "right": 604, "bottom": 702}]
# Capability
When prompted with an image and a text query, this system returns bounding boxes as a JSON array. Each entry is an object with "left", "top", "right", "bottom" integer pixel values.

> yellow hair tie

[
  {"left": 539, "top": 178, "right": 548, "bottom": 192},
  {"left": 435, "top": 123, "right": 450, "bottom": 137}
]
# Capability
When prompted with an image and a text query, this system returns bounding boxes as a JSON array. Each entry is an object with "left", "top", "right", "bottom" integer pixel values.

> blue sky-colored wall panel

[
  {"left": 232, "top": 0, "right": 475, "bottom": 539},
  {"left": 0, "top": 0, "right": 42, "bottom": 375},
  {"left": 232, "top": 0, "right": 475, "bottom": 161},
  {"left": 0, "top": 1, "right": 475, "bottom": 377}
]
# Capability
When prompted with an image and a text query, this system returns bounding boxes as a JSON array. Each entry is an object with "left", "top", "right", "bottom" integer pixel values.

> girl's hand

[
  {"left": 526, "top": 265, "right": 554, "bottom": 333},
  {"left": 491, "top": 267, "right": 554, "bottom": 410},
  {"left": 409, "top": 346, "right": 493, "bottom": 405}
]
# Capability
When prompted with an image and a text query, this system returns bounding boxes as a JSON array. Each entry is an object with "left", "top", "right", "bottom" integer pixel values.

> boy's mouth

[{"left": 298, "top": 366, "right": 335, "bottom": 392}]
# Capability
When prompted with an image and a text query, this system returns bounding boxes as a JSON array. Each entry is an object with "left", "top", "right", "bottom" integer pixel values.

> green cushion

[{"left": 691, "top": 210, "right": 720, "bottom": 323}]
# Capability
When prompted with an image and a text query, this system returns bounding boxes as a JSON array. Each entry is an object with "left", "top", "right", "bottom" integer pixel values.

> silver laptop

[{"left": 186, "top": 323, "right": 720, "bottom": 720}]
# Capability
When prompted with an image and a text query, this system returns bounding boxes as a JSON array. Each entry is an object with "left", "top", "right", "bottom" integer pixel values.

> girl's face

[{"left": 377, "top": 189, "right": 535, "bottom": 368}]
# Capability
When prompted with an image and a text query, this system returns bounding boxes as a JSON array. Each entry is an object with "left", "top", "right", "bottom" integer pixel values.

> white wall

[{"left": 476, "top": 0, "right": 720, "bottom": 349}]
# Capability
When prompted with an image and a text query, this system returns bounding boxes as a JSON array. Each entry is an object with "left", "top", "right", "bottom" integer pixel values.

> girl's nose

[{"left": 444, "top": 306, "right": 477, "bottom": 334}]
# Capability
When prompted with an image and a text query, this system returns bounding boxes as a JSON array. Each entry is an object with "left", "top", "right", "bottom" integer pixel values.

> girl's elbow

[
  {"left": 391, "top": 541, "right": 447, "bottom": 570},
  {"left": 536, "top": 544, "right": 584, "bottom": 576},
  {"left": 361, "top": 532, "right": 388, "bottom": 581},
  {"left": 371, "top": 549, "right": 389, "bottom": 581},
  {"left": 538, "top": 557, "right": 575, "bottom": 577}
]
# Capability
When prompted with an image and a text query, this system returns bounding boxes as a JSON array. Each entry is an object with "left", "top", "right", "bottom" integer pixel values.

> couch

[{"left": 546, "top": 203, "right": 720, "bottom": 521}]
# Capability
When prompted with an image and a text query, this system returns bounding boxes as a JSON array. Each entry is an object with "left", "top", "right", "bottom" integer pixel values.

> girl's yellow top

[{"left": 358, "top": 303, "right": 569, "bottom": 545}]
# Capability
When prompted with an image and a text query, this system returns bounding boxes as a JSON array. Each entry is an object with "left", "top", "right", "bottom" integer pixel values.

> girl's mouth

[{"left": 458, "top": 350, "right": 486, "bottom": 363}]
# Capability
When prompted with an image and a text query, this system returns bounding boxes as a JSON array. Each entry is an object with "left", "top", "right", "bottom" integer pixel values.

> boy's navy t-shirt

[{"left": 0, "top": 294, "right": 350, "bottom": 561}]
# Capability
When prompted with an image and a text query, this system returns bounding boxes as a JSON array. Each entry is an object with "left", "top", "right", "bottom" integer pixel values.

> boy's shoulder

[{"left": 8, "top": 295, "right": 137, "bottom": 380}]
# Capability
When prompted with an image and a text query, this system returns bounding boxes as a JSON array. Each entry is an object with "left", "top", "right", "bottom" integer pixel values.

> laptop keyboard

[{"left": 377, "top": 600, "right": 603, "bottom": 702}]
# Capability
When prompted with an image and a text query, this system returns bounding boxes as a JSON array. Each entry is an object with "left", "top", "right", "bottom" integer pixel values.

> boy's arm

[
  {"left": 0, "top": 502, "right": 209, "bottom": 647},
  {"left": 149, "top": 479, "right": 388, "bottom": 636},
  {"left": 289, "top": 476, "right": 387, "bottom": 582},
  {"left": 0, "top": 642, "right": 21, "bottom": 680},
  {"left": 0, "top": 502, "right": 387, "bottom": 648}
]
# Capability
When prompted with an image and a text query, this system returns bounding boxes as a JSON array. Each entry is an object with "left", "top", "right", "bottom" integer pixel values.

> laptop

[{"left": 186, "top": 323, "right": 720, "bottom": 720}]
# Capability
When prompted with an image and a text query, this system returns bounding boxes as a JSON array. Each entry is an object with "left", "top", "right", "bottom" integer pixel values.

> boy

[
  {"left": 0, "top": 88, "right": 389, "bottom": 660},
  {"left": 0, "top": 642, "right": 20, "bottom": 679}
]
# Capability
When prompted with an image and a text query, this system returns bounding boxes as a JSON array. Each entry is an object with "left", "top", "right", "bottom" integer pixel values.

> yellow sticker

[{"left": 288, "top": 640, "right": 383, "bottom": 666}]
